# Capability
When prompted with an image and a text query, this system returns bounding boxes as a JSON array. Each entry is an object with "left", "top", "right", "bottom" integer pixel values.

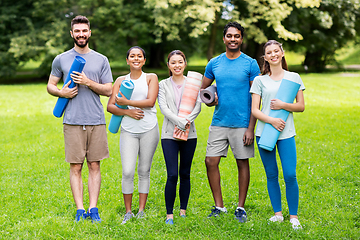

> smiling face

[
  {"left": 167, "top": 54, "right": 186, "bottom": 77},
  {"left": 70, "top": 23, "right": 91, "bottom": 48},
  {"left": 223, "top": 27, "right": 243, "bottom": 52},
  {"left": 126, "top": 48, "right": 146, "bottom": 70},
  {"left": 264, "top": 44, "right": 284, "bottom": 66}
]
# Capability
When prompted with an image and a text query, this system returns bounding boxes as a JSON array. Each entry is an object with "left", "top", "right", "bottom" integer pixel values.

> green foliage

[
  {"left": 285, "top": 0, "right": 360, "bottom": 72},
  {"left": 0, "top": 72, "right": 359, "bottom": 239}
]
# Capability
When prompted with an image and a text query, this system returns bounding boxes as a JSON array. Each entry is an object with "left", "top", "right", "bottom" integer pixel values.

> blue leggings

[
  {"left": 161, "top": 139, "right": 197, "bottom": 215},
  {"left": 256, "top": 136, "right": 299, "bottom": 215}
]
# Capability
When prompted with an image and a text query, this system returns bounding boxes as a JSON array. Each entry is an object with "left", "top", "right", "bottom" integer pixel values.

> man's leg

[
  {"left": 70, "top": 163, "right": 84, "bottom": 210},
  {"left": 205, "top": 156, "right": 223, "bottom": 207},
  {"left": 236, "top": 158, "right": 250, "bottom": 208},
  {"left": 87, "top": 161, "right": 101, "bottom": 209}
]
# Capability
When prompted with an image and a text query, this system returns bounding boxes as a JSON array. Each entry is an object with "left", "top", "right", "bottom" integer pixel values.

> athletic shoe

[
  {"left": 207, "top": 206, "right": 227, "bottom": 218},
  {"left": 87, "top": 207, "right": 101, "bottom": 223},
  {"left": 75, "top": 209, "right": 87, "bottom": 222},
  {"left": 269, "top": 215, "right": 284, "bottom": 223},
  {"left": 165, "top": 218, "right": 174, "bottom": 225},
  {"left": 290, "top": 218, "right": 302, "bottom": 230},
  {"left": 234, "top": 208, "right": 247, "bottom": 223},
  {"left": 180, "top": 214, "right": 186, "bottom": 218},
  {"left": 136, "top": 210, "right": 145, "bottom": 219},
  {"left": 122, "top": 212, "right": 134, "bottom": 224}
]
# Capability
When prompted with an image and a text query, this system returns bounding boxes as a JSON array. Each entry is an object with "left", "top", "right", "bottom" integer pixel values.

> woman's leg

[
  {"left": 256, "top": 137, "right": 282, "bottom": 214},
  {"left": 178, "top": 138, "right": 197, "bottom": 214},
  {"left": 137, "top": 125, "right": 159, "bottom": 211},
  {"left": 277, "top": 137, "right": 299, "bottom": 217},
  {"left": 162, "top": 139, "right": 180, "bottom": 217},
  {"left": 120, "top": 129, "right": 139, "bottom": 213}
]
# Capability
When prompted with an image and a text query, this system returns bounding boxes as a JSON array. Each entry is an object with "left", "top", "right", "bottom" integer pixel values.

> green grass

[{"left": 0, "top": 72, "right": 359, "bottom": 239}]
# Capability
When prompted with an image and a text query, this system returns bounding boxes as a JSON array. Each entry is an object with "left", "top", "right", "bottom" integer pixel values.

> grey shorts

[
  {"left": 206, "top": 126, "right": 254, "bottom": 159},
  {"left": 63, "top": 124, "right": 109, "bottom": 163}
]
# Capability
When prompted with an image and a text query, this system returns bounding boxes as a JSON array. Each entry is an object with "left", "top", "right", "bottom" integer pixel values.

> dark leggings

[{"left": 161, "top": 138, "right": 197, "bottom": 215}]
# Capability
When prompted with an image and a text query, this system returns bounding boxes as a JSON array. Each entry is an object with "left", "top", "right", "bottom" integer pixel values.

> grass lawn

[{"left": 0, "top": 71, "right": 359, "bottom": 239}]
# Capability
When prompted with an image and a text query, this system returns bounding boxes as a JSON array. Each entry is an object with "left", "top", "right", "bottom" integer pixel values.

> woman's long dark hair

[
  {"left": 167, "top": 50, "right": 187, "bottom": 76},
  {"left": 262, "top": 40, "right": 288, "bottom": 75}
]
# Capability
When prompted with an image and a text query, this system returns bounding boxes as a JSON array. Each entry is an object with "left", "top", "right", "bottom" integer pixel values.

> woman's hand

[
  {"left": 270, "top": 118, "right": 286, "bottom": 132},
  {"left": 270, "top": 99, "right": 284, "bottom": 110},
  {"left": 115, "top": 92, "right": 129, "bottom": 106},
  {"left": 127, "top": 109, "right": 144, "bottom": 120}
]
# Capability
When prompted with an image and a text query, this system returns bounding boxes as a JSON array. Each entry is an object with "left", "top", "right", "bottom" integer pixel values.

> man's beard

[
  {"left": 73, "top": 37, "right": 89, "bottom": 48},
  {"left": 227, "top": 45, "right": 240, "bottom": 52}
]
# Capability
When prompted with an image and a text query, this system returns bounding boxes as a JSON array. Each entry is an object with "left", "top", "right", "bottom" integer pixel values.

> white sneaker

[
  {"left": 290, "top": 218, "right": 302, "bottom": 230},
  {"left": 269, "top": 215, "right": 284, "bottom": 222},
  {"left": 122, "top": 212, "right": 134, "bottom": 224}
]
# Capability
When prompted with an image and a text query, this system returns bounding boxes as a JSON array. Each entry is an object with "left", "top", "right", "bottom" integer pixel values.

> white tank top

[{"left": 121, "top": 72, "right": 158, "bottom": 133}]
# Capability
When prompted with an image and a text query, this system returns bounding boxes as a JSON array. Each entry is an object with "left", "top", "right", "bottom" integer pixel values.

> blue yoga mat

[
  {"left": 258, "top": 79, "right": 301, "bottom": 151},
  {"left": 108, "top": 79, "right": 135, "bottom": 134},
  {"left": 53, "top": 56, "right": 86, "bottom": 118}
]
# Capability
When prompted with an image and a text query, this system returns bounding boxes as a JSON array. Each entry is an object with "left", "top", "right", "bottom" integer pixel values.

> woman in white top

[
  {"left": 250, "top": 40, "right": 305, "bottom": 230},
  {"left": 107, "top": 46, "right": 159, "bottom": 224},
  {"left": 158, "top": 50, "right": 201, "bottom": 225}
]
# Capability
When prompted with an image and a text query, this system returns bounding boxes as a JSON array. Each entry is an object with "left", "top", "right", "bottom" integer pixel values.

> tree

[{"left": 285, "top": 0, "right": 360, "bottom": 72}]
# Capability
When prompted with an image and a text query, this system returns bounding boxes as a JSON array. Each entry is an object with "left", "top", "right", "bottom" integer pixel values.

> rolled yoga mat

[
  {"left": 200, "top": 84, "right": 217, "bottom": 104},
  {"left": 173, "top": 71, "right": 203, "bottom": 140},
  {"left": 258, "top": 79, "right": 301, "bottom": 151},
  {"left": 53, "top": 56, "right": 86, "bottom": 118},
  {"left": 108, "top": 79, "right": 135, "bottom": 134}
]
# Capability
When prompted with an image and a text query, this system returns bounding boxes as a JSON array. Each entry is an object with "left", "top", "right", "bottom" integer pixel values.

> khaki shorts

[
  {"left": 64, "top": 124, "right": 109, "bottom": 163},
  {"left": 206, "top": 126, "right": 254, "bottom": 159}
]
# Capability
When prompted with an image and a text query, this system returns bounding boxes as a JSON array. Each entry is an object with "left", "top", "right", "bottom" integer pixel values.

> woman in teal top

[{"left": 250, "top": 40, "right": 305, "bottom": 230}]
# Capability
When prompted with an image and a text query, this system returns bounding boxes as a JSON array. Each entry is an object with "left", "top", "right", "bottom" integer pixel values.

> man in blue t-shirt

[
  {"left": 201, "top": 22, "right": 260, "bottom": 222},
  {"left": 47, "top": 16, "right": 113, "bottom": 223}
]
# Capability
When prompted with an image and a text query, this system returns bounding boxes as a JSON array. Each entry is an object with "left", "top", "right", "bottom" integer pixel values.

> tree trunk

[
  {"left": 206, "top": 11, "right": 221, "bottom": 61},
  {"left": 304, "top": 51, "right": 326, "bottom": 72},
  {"left": 147, "top": 43, "right": 164, "bottom": 68}
]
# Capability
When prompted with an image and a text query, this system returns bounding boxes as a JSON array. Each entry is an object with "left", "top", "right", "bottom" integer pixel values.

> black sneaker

[
  {"left": 207, "top": 206, "right": 226, "bottom": 218},
  {"left": 234, "top": 208, "right": 247, "bottom": 223}
]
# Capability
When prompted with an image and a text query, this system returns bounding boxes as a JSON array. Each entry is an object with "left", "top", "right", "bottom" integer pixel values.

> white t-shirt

[
  {"left": 250, "top": 70, "right": 305, "bottom": 140},
  {"left": 121, "top": 72, "right": 158, "bottom": 133}
]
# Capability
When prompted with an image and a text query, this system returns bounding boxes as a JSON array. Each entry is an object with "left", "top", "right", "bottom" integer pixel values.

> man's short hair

[
  {"left": 71, "top": 15, "right": 90, "bottom": 29},
  {"left": 223, "top": 22, "right": 244, "bottom": 38}
]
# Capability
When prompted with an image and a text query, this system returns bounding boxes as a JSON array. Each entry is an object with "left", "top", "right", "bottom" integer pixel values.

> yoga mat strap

[
  {"left": 258, "top": 79, "right": 301, "bottom": 151},
  {"left": 53, "top": 56, "right": 86, "bottom": 118},
  {"left": 108, "top": 79, "right": 135, "bottom": 134}
]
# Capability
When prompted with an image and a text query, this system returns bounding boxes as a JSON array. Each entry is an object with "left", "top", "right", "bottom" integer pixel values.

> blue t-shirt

[{"left": 204, "top": 52, "right": 260, "bottom": 128}]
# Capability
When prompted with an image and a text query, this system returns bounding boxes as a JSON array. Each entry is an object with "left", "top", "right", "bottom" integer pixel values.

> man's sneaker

[
  {"left": 136, "top": 210, "right": 145, "bottom": 219},
  {"left": 75, "top": 209, "right": 87, "bottom": 222},
  {"left": 165, "top": 218, "right": 174, "bottom": 225},
  {"left": 122, "top": 212, "right": 134, "bottom": 224},
  {"left": 87, "top": 207, "right": 101, "bottom": 223},
  {"left": 269, "top": 215, "right": 284, "bottom": 223},
  {"left": 234, "top": 207, "right": 247, "bottom": 223},
  {"left": 207, "top": 206, "right": 227, "bottom": 218},
  {"left": 290, "top": 218, "right": 302, "bottom": 230}
]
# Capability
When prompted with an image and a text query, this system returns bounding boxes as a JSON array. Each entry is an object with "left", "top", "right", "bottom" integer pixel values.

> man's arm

[
  {"left": 47, "top": 74, "right": 78, "bottom": 98},
  {"left": 70, "top": 71, "right": 112, "bottom": 97}
]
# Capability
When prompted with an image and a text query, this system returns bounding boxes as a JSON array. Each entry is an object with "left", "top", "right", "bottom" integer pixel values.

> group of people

[{"left": 47, "top": 16, "right": 305, "bottom": 230}]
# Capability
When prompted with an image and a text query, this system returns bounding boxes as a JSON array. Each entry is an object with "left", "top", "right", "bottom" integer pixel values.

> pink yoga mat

[{"left": 173, "top": 71, "right": 203, "bottom": 140}]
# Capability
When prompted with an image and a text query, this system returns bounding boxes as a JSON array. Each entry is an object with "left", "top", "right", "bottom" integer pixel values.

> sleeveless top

[{"left": 121, "top": 71, "right": 158, "bottom": 133}]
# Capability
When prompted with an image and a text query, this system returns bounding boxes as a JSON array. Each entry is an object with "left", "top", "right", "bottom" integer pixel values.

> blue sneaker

[
  {"left": 165, "top": 218, "right": 174, "bottom": 225},
  {"left": 207, "top": 206, "right": 227, "bottom": 218},
  {"left": 87, "top": 207, "right": 101, "bottom": 223},
  {"left": 75, "top": 209, "right": 87, "bottom": 222},
  {"left": 234, "top": 207, "right": 247, "bottom": 223}
]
